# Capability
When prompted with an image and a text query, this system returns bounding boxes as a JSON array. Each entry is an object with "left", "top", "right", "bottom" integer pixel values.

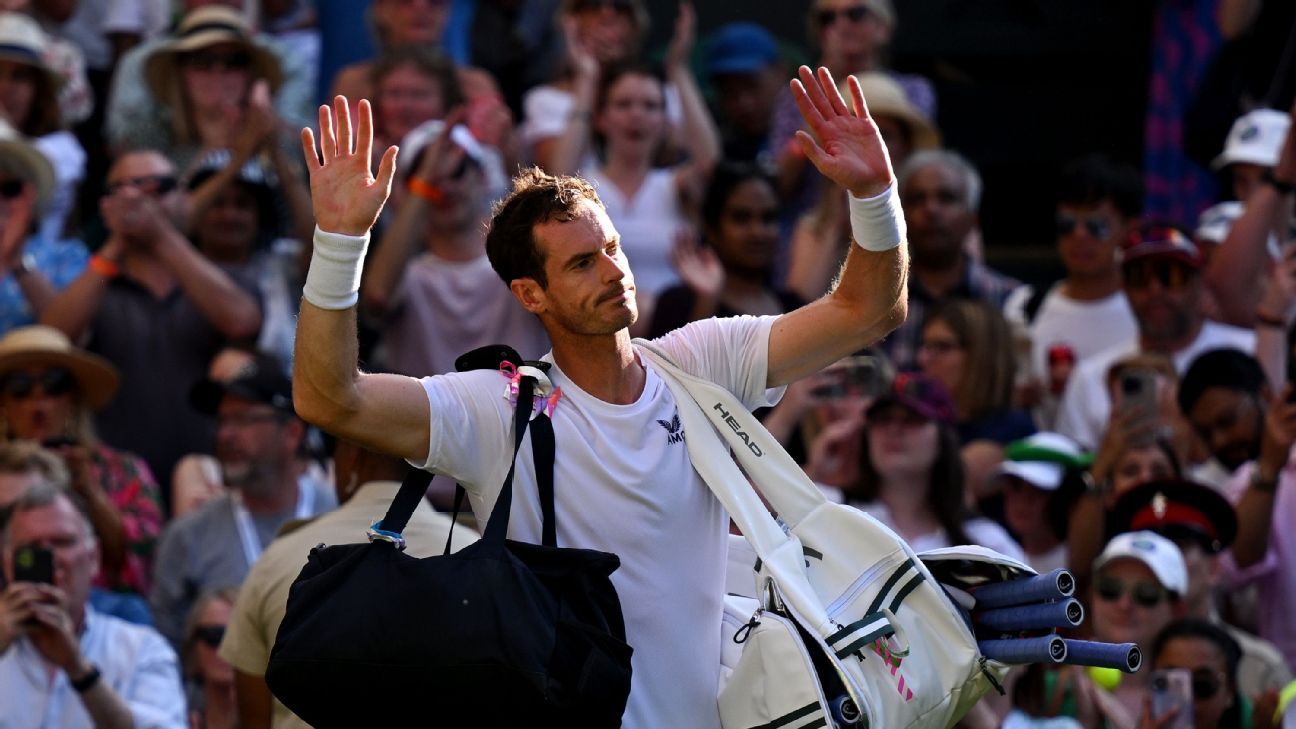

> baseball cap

[
  {"left": 1212, "top": 108, "right": 1290, "bottom": 170},
  {"left": 704, "top": 22, "right": 780, "bottom": 77},
  {"left": 866, "top": 372, "right": 957, "bottom": 425},
  {"left": 1093, "top": 530, "right": 1187, "bottom": 597},
  {"left": 994, "top": 432, "right": 1088, "bottom": 491},
  {"left": 191, "top": 353, "right": 294, "bottom": 415},
  {"left": 1122, "top": 224, "right": 1204, "bottom": 270},
  {"left": 1108, "top": 479, "right": 1237, "bottom": 554}
]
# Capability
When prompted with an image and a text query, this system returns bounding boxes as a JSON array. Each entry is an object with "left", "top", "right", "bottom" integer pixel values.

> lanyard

[{"left": 232, "top": 479, "right": 315, "bottom": 567}]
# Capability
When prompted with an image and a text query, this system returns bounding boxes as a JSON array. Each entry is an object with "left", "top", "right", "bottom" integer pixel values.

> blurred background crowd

[{"left": 1, "top": 0, "right": 1296, "bottom": 727}]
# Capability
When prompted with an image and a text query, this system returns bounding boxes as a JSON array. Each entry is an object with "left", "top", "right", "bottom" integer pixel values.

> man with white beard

[{"left": 149, "top": 353, "right": 336, "bottom": 648}]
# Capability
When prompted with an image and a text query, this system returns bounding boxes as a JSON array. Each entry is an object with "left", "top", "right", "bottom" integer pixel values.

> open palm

[
  {"left": 301, "top": 96, "right": 398, "bottom": 236},
  {"left": 791, "top": 66, "right": 894, "bottom": 199}
]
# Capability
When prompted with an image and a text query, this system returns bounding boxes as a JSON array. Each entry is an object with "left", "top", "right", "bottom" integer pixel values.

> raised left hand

[
  {"left": 790, "top": 66, "right": 894, "bottom": 198},
  {"left": 664, "top": 2, "right": 696, "bottom": 72}
]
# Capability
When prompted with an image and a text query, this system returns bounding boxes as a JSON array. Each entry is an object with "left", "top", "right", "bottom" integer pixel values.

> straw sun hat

[
  {"left": 144, "top": 5, "right": 283, "bottom": 101},
  {"left": 842, "top": 72, "right": 941, "bottom": 151},
  {"left": 0, "top": 326, "right": 120, "bottom": 410}
]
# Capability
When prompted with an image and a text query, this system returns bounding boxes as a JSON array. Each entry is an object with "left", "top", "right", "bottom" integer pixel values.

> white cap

[
  {"left": 1212, "top": 109, "right": 1290, "bottom": 170},
  {"left": 1093, "top": 530, "right": 1187, "bottom": 597},
  {"left": 398, "top": 120, "right": 508, "bottom": 201},
  {"left": 994, "top": 432, "right": 1084, "bottom": 492}
]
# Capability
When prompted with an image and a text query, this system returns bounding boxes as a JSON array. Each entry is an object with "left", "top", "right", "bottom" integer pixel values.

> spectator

[
  {"left": 917, "top": 298, "right": 1035, "bottom": 501},
  {"left": 702, "top": 22, "right": 784, "bottom": 165},
  {"left": 1055, "top": 224, "right": 1254, "bottom": 450},
  {"left": 1004, "top": 156, "right": 1143, "bottom": 428},
  {"left": 842, "top": 72, "right": 938, "bottom": 174},
  {"left": 0, "top": 482, "right": 186, "bottom": 728},
  {"left": 219, "top": 440, "right": 475, "bottom": 729},
  {"left": 1110, "top": 480, "right": 1292, "bottom": 699},
  {"left": 547, "top": 3, "right": 721, "bottom": 329},
  {"left": 0, "top": 325, "right": 163, "bottom": 596},
  {"left": 992, "top": 432, "right": 1088, "bottom": 574},
  {"left": 185, "top": 151, "right": 311, "bottom": 366},
  {"left": 648, "top": 161, "right": 802, "bottom": 338},
  {"left": 181, "top": 587, "right": 238, "bottom": 729},
  {"left": 150, "top": 356, "right": 335, "bottom": 648},
  {"left": 0, "top": 438, "right": 66, "bottom": 507},
  {"left": 1204, "top": 104, "right": 1296, "bottom": 328},
  {"left": 363, "top": 118, "right": 547, "bottom": 378},
  {"left": 521, "top": 0, "right": 655, "bottom": 171},
  {"left": 369, "top": 46, "right": 465, "bottom": 171},
  {"left": 0, "top": 116, "right": 84, "bottom": 335},
  {"left": 1177, "top": 346, "right": 1296, "bottom": 670},
  {"left": 41, "top": 149, "right": 263, "bottom": 498},
  {"left": 1087, "top": 530, "right": 1188, "bottom": 720},
  {"left": 105, "top": 2, "right": 316, "bottom": 172},
  {"left": 839, "top": 372, "right": 1024, "bottom": 559},
  {"left": 1148, "top": 619, "right": 1249, "bottom": 729},
  {"left": 884, "top": 150, "right": 1022, "bottom": 369},
  {"left": 0, "top": 12, "right": 85, "bottom": 243}
]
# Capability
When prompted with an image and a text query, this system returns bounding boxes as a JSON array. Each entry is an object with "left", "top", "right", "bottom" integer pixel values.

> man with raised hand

[{"left": 291, "top": 65, "right": 907, "bottom": 728}]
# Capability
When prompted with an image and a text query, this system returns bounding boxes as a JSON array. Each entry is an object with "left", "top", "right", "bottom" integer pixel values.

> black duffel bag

[{"left": 266, "top": 354, "right": 633, "bottom": 727}]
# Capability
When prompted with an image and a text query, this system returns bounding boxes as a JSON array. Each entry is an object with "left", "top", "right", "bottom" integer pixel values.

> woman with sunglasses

[
  {"left": 1146, "top": 620, "right": 1248, "bottom": 729},
  {"left": 0, "top": 325, "right": 163, "bottom": 597},
  {"left": 182, "top": 587, "right": 239, "bottom": 729}
]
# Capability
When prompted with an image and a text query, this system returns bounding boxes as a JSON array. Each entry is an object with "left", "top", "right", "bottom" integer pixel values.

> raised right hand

[{"left": 301, "top": 96, "right": 398, "bottom": 236}]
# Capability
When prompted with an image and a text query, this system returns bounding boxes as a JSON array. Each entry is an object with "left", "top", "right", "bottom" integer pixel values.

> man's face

[
  {"left": 712, "top": 66, "right": 781, "bottom": 139},
  {"left": 1056, "top": 200, "right": 1128, "bottom": 278},
  {"left": 2, "top": 497, "right": 97, "bottom": 613},
  {"left": 521, "top": 200, "right": 637, "bottom": 337},
  {"left": 1186, "top": 387, "right": 1263, "bottom": 472},
  {"left": 1089, "top": 558, "right": 1176, "bottom": 648},
  {"left": 1123, "top": 257, "right": 1202, "bottom": 349},
  {"left": 106, "top": 151, "right": 184, "bottom": 223},
  {"left": 901, "top": 163, "right": 974, "bottom": 268},
  {"left": 214, "top": 395, "right": 295, "bottom": 498}
]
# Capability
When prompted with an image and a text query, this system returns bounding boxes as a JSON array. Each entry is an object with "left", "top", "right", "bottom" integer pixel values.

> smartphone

[
  {"left": 811, "top": 356, "right": 891, "bottom": 399},
  {"left": 12, "top": 544, "right": 54, "bottom": 584},
  {"left": 1151, "top": 668, "right": 1194, "bottom": 729},
  {"left": 1117, "top": 367, "right": 1158, "bottom": 417}
]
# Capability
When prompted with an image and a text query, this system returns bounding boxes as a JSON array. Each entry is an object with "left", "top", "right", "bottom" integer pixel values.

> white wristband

[
  {"left": 848, "top": 183, "right": 905, "bottom": 252},
  {"left": 303, "top": 226, "right": 370, "bottom": 310}
]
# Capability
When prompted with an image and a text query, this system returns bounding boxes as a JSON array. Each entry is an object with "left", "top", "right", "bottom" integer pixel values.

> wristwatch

[
  {"left": 70, "top": 664, "right": 101, "bottom": 693},
  {"left": 10, "top": 252, "right": 34, "bottom": 278}
]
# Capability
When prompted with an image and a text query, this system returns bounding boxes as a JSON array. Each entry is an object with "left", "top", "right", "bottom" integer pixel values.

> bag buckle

[{"left": 367, "top": 521, "right": 407, "bottom": 551}]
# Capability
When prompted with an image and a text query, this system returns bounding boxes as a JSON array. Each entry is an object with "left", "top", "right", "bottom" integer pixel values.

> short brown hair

[
  {"left": 0, "top": 441, "right": 69, "bottom": 488},
  {"left": 485, "top": 167, "right": 604, "bottom": 288},
  {"left": 369, "top": 46, "right": 465, "bottom": 112}
]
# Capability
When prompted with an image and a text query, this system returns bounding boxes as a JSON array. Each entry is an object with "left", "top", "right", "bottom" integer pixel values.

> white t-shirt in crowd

[
  {"left": 850, "top": 500, "right": 1027, "bottom": 563},
  {"left": 413, "top": 315, "right": 783, "bottom": 729},
  {"left": 1003, "top": 284, "right": 1139, "bottom": 381},
  {"left": 382, "top": 252, "right": 550, "bottom": 377},
  {"left": 1054, "top": 321, "right": 1256, "bottom": 450},
  {"left": 583, "top": 167, "right": 685, "bottom": 300}
]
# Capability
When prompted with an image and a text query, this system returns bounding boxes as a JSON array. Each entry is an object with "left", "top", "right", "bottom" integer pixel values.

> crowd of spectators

[{"left": 0, "top": 0, "right": 1294, "bottom": 727}]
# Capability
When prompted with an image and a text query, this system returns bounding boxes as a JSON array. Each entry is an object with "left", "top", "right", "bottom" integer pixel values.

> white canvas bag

[{"left": 637, "top": 341, "right": 1018, "bottom": 729}]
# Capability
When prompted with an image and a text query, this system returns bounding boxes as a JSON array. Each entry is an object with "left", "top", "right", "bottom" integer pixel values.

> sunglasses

[
  {"left": 2, "top": 368, "right": 75, "bottom": 400},
  {"left": 1155, "top": 668, "right": 1226, "bottom": 700},
  {"left": 105, "top": 175, "right": 179, "bottom": 197},
  {"left": 1056, "top": 212, "right": 1112, "bottom": 240},
  {"left": 817, "top": 5, "right": 871, "bottom": 27},
  {"left": 192, "top": 625, "right": 226, "bottom": 648},
  {"left": 182, "top": 50, "right": 252, "bottom": 72},
  {"left": 1095, "top": 576, "right": 1168, "bottom": 608},
  {"left": 1123, "top": 259, "right": 1193, "bottom": 290},
  {"left": 0, "top": 179, "right": 24, "bottom": 199}
]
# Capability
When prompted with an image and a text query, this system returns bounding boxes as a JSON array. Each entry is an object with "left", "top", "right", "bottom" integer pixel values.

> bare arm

[
  {"left": 293, "top": 98, "right": 432, "bottom": 462},
  {"left": 767, "top": 67, "right": 907, "bottom": 388},
  {"left": 39, "top": 237, "right": 125, "bottom": 340},
  {"left": 1254, "top": 244, "right": 1296, "bottom": 389},
  {"left": 150, "top": 224, "right": 263, "bottom": 340},
  {"left": 546, "top": 19, "right": 598, "bottom": 177},
  {"left": 1232, "top": 392, "right": 1296, "bottom": 567},
  {"left": 664, "top": 3, "right": 720, "bottom": 207},
  {"left": 1205, "top": 101, "right": 1296, "bottom": 326}
]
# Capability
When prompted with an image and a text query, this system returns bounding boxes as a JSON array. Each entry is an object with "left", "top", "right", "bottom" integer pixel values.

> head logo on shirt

[{"left": 657, "top": 411, "right": 684, "bottom": 445}]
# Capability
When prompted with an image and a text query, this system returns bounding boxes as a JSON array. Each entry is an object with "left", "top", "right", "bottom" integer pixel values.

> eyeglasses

[
  {"left": 192, "top": 625, "right": 226, "bottom": 648},
  {"left": 1056, "top": 212, "right": 1112, "bottom": 240},
  {"left": 0, "top": 179, "right": 24, "bottom": 199},
  {"left": 181, "top": 50, "right": 252, "bottom": 72},
  {"left": 2, "top": 368, "right": 75, "bottom": 400},
  {"left": 918, "top": 338, "right": 961, "bottom": 356},
  {"left": 1123, "top": 259, "right": 1193, "bottom": 290},
  {"left": 215, "top": 410, "right": 284, "bottom": 430},
  {"left": 1095, "top": 576, "right": 1168, "bottom": 608},
  {"left": 571, "top": 0, "right": 635, "bottom": 14},
  {"left": 105, "top": 175, "right": 179, "bottom": 197},
  {"left": 817, "top": 4, "right": 871, "bottom": 27}
]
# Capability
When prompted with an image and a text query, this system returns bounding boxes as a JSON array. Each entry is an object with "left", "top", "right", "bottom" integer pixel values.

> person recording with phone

[
  {"left": 0, "top": 481, "right": 186, "bottom": 728},
  {"left": 1145, "top": 620, "right": 1248, "bottom": 729},
  {"left": 0, "top": 325, "right": 163, "bottom": 597}
]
